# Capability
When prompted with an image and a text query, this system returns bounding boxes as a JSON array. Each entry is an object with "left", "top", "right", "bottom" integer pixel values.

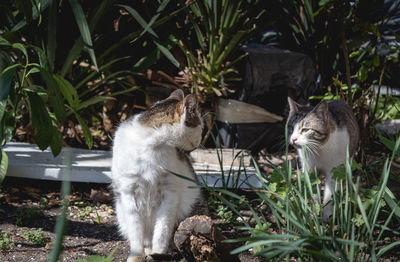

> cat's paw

[{"left": 127, "top": 255, "right": 145, "bottom": 262}]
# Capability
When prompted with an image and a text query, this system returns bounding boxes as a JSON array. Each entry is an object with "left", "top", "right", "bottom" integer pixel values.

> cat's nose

[{"left": 291, "top": 137, "right": 297, "bottom": 144}]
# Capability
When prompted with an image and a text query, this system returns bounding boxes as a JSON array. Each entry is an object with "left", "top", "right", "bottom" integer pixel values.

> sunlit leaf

[
  {"left": 74, "top": 112, "right": 93, "bottom": 149},
  {"left": 0, "top": 150, "right": 8, "bottom": 183},
  {"left": 69, "top": 0, "right": 98, "bottom": 70}
]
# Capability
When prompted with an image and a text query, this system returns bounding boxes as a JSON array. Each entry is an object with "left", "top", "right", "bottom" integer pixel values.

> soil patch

[{"left": 0, "top": 177, "right": 257, "bottom": 262}]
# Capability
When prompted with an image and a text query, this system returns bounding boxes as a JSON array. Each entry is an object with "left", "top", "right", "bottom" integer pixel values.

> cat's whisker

[{"left": 306, "top": 142, "right": 319, "bottom": 156}]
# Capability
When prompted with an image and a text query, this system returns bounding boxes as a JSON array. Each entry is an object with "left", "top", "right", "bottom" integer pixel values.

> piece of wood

[{"left": 174, "top": 215, "right": 238, "bottom": 262}]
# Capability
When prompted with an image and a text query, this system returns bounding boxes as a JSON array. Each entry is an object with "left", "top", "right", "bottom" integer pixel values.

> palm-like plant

[{"left": 172, "top": 0, "right": 276, "bottom": 103}]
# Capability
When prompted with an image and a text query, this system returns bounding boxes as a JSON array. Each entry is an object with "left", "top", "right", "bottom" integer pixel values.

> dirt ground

[{"left": 0, "top": 177, "right": 261, "bottom": 262}]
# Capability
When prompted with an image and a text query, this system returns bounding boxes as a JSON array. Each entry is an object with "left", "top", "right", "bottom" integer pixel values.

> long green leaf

[
  {"left": 60, "top": 39, "right": 84, "bottom": 77},
  {"left": 47, "top": 0, "right": 58, "bottom": 70},
  {"left": 50, "top": 126, "right": 63, "bottom": 156},
  {"left": 74, "top": 112, "right": 93, "bottom": 149},
  {"left": 76, "top": 96, "right": 113, "bottom": 112},
  {"left": 140, "top": 0, "right": 170, "bottom": 37},
  {"left": 27, "top": 91, "right": 53, "bottom": 150},
  {"left": 118, "top": 4, "right": 181, "bottom": 68},
  {"left": 0, "top": 150, "right": 8, "bottom": 183},
  {"left": 75, "top": 56, "right": 130, "bottom": 90},
  {"left": 12, "top": 43, "right": 28, "bottom": 59},
  {"left": 377, "top": 241, "right": 400, "bottom": 258},
  {"left": 98, "top": 4, "right": 185, "bottom": 61},
  {"left": 383, "top": 188, "right": 400, "bottom": 219},
  {"left": 69, "top": 0, "right": 98, "bottom": 70},
  {"left": 39, "top": 68, "right": 66, "bottom": 123},
  {"left": 61, "top": 0, "right": 114, "bottom": 76},
  {"left": 231, "top": 239, "right": 285, "bottom": 254},
  {"left": 53, "top": 74, "right": 80, "bottom": 109},
  {"left": 0, "top": 64, "right": 18, "bottom": 121}
]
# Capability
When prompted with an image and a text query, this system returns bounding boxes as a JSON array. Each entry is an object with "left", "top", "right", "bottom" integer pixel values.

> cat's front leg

[
  {"left": 116, "top": 195, "right": 146, "bottom": 261},
  {"left": 150, "top": 192, "right": 179, "bottom": 254},
  {"left": 322, "top": 171, "right": 336, "bottom": 222}
]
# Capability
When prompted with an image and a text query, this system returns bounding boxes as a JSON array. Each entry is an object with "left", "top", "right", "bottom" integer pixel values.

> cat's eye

[{"left": 301, "top": 128, "right": 310, "bottom": 133}]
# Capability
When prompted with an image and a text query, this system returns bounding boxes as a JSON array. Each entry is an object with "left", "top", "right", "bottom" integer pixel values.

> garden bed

[
  {"left": 0, "top": 176, "right": 263, "bottom": 262},
  {"left": 1, "top": 147, "right": 400, "bottom": 261}
]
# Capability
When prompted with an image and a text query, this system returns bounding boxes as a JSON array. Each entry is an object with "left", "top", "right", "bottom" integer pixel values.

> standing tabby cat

[
  {"left": 287, "top": 97, "right": 360, "bottom": 221},
  {"left": 112, "top": 89, "right": 203, "bottom": 262}
]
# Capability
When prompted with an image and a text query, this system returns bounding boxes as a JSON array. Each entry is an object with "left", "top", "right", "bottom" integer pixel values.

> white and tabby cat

[
  {"left": 112, "top": 89, "right": 203, "bottom": 262},
  {"left": 287, "top": 97, "right": 360, "bottom": 221}
]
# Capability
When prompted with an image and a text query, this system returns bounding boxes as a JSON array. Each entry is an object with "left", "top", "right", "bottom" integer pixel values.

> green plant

[
  {"left": 379, "top": 135, "right": 400, "bottom": 158},
  {"left": 77, "top": 206, "right": 92, "bottom": 218},
  {"left": 172, "top": 0, "right": 276, "bottom": 103},
  {"left": 39, "top": 197, "right": 48, "bottom": 209},
  {"left": 216, "top": 205, "right": 233, "bottom": 222},
  {"left": 0, "top": 0, "right": 106, "bottom": 182},
  {"left": 372, "top": 95, "right": 400, "bottom": 123},
  {"left": 1, "top": 0, "right": 182, "bottom": 183},
  {"left": 0, "top": 230, "right": 14, "bottom": 250},
  {"left": 15, "top": 207, "right": 44, "bottom": 226},
  {"left": 219, "top": 137, "right": 400, "bottom": 261},
  {"left": 21, "top": 228, "right": 49, "bottom": 246}
]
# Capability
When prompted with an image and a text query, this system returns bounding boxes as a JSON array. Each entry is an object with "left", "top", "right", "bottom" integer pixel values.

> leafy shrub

[
  {"left": 21, "top": 228, "right": 49, "bottom": 246},
  {"left": 172, "top": 0, "right": 276, "bottom": 103},
  {"left": 0, "top": 0, "right": 181, "bottom": 182},
  {"left": 0, "top": 230, "right": 14, "bottom": 250}
]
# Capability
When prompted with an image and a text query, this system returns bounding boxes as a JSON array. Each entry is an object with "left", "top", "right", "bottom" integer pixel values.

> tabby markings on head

[
  {"left": 287, "top": 97, "right": 359, "bottom": 156},
  {"left": 138, "top": 89, "right": 200, "bottom": 128}
]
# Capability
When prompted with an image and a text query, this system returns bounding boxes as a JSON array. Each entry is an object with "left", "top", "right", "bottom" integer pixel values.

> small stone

[
  {"left": 239, "top": 210, "right": 252, "bottom": 216},
  {"left": 106, "top": 207, "right": 115, "bottom": 215}
]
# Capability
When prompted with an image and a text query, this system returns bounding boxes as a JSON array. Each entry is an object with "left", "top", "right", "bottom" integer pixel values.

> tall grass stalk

[{"left": 49, "top": 149, "right": 71, "bottom": 262}]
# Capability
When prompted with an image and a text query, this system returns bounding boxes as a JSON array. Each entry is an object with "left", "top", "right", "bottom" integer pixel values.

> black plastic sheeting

[
  {"left": 213, "top": 1, "right": 400, "bottom": 154},
  {"left": 214, "top": 45, "right": 320, "bottom": 154}
]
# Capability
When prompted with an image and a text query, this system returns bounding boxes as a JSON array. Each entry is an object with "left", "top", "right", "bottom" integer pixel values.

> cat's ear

[
  {"left": 287, "top": 97, "right": 300, "bottom": 118},
  {"left": 313, "top": 101, "right": 329, "bottom": 120},
  {"left": 183, "top": 94, "right": 197, "bottom": 112},
  {"left": 168, "top": 89, "right": 184, "bottom": 101}
]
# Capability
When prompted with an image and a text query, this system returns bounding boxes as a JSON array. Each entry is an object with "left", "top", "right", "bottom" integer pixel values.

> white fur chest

[
  {"left": 111, "top": 115, "right": 200, "bottom": 207},
  {"left": 300, "top": 127, "right": 350, "bottom": 173}
]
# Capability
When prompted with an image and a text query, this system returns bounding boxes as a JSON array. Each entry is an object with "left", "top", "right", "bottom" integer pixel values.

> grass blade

[
  {"left": 118, "top": 4, "right": 181, "bottom": 68},
  {"left": 49, "top": 149, "right": 71, "bottom": 261},
  {"left": 74, "top": 112, "right": 93, "bottom": 149},
  {"left": 69, "top": 0, "right": 98, "bottom": 70},
  {"left": 47, "top": 0, "right": 58, "bottom": 70}
]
